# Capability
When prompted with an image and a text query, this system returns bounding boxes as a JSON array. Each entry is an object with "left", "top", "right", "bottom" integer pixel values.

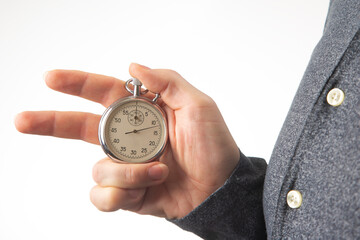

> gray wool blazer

[{"left": 170, "top": 0, "right": 360, "bottom": 239}]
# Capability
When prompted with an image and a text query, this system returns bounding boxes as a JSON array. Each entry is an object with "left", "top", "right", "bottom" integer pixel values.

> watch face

[{"left": 99, "top": 97, "right": 168, "bottom": 163}]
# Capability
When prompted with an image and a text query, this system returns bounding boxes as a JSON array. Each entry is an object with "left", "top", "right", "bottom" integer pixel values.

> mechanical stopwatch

[{"left": 98, "top": 78, "right": 168, "bottom": 163}]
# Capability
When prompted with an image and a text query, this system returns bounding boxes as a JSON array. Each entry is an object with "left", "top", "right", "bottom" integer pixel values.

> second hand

[{"left": 125, "top": 125, "right": 159, "bottom": 135}]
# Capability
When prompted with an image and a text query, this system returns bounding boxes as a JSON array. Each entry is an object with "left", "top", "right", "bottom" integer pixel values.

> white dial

[{"left": 99, "top": 97, "right": 168, "bottom": 163}]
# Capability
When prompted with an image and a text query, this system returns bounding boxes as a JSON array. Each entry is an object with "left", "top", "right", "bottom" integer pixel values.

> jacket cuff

[{"left": 167, "top": 151, "right": 267, "bottom": 239}]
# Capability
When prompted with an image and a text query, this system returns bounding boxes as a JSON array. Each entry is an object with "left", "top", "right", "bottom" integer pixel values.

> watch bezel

[{"left": 98, "top": 96, "right": 168, "bottom": 163}]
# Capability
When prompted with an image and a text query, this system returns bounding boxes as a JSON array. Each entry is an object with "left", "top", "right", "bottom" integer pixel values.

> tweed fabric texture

[
  {"left": 169, "top": 152, "right": 267, "bottom": 239},
  {"left": 264, "top": 0, "right": 360, "bottom": 238},
  {"left": 272, "top": 28, "right": 360, "bottom": 239}
]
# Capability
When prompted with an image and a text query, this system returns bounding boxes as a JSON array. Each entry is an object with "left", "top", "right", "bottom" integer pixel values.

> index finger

[{"left": 45, "top": 70, "right": 127, "bottom": 107}]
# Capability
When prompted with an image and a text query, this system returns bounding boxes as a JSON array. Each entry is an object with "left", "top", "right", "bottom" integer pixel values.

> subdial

[{"left": 128, "top": 110, "right": 144, "bottom": 126}]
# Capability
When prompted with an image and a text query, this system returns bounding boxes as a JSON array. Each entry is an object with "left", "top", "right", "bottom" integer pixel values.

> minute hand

[{"left": 125, "top": 125, "right": 159, "bottom": 134}]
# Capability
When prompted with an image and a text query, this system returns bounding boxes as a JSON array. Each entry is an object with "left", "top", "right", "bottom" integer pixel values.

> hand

[{"left": 15, "top": 63, "right": 240, "bottom": 219}]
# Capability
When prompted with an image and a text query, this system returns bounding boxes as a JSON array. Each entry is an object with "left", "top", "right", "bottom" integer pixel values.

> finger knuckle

[
  {"left": 124, "top": 190, "right": 145, "bottom": 212},
  {"left": 159, "top": 69, "right": 181, "bottom": 79},
  {"left": 124, "top": 166, "right": 137, "bottom": 186},
  {"left": 196, "top": 94, "right": 216, "bottom": 107},
  {"left": 167, "top": 69, "right": 179, "bottom": 76}
]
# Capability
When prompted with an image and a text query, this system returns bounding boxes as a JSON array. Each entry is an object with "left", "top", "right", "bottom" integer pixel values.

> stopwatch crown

[{"left": 131, "top": 78, "right": 142, "bottom": 86}]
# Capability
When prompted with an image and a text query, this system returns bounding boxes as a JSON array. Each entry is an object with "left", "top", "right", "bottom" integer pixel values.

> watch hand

[
  {"left": 125, "top": 125, "right": 159, "bottom": 134},
  {"left": 135, "top": 101, "right": 138, "bottom": 124}
]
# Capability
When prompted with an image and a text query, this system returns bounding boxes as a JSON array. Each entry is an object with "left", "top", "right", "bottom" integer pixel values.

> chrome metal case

[{"left": 98, "top": 79, "right": 168, "bottom": 163}]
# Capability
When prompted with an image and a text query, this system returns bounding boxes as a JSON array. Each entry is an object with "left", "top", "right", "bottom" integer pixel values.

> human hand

[{"left": 15, "top": 63, "right": 240, "bottom": 219}]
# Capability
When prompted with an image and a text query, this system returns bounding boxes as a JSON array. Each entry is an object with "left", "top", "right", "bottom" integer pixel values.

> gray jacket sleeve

[{"left": 168, "top": 152, "right": 267, "bottom": 239}]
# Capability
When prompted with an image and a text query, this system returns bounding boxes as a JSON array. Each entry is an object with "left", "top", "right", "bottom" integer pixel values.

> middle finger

[
  {"left": 92, "top": 158, "right": 169, "bottom": 188},
  {"left": 45, "top": 69, "right": 158, "bottom": 107},
  {"left": 45, "top": 69, "right": 128, "bottom": 107}
]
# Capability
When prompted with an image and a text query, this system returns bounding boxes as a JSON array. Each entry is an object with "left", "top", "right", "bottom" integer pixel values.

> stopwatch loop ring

[{"left": 152, "top": 93, "right": 160, "bottom": 103}]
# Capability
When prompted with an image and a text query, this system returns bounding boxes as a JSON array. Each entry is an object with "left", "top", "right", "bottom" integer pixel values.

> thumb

[{"left": 129, "top": 63, "right": 206, "bottom": 110}]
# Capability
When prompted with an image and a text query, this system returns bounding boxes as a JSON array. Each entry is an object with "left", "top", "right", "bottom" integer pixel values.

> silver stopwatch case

[{"left": 98, "top": 78, "right": 168, "bottom": 163}]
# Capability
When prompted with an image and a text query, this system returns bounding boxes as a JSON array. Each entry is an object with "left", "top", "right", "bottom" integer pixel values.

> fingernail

[{"left": 148, "top": 164, "right": 165, "bottom": 180}]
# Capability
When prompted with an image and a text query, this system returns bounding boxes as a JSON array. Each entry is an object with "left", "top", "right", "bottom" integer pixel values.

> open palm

[{"left": 15, "top": 63, "right": 240, "bottom": 219}]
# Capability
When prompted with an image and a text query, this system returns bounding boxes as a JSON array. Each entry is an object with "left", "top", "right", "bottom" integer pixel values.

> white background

[{"left": 0, "top": 0, "right": 329, "bottom": 239}]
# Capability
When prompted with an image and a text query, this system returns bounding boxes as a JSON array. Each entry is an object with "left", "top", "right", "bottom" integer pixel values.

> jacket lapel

[{"left": 263, "top": 0, "right": 360, "bottom": 237}]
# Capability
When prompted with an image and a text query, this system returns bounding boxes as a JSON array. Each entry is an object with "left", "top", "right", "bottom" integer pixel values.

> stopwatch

[{"left": 98, "top": 78, "right": 168, "bottom": 163}]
